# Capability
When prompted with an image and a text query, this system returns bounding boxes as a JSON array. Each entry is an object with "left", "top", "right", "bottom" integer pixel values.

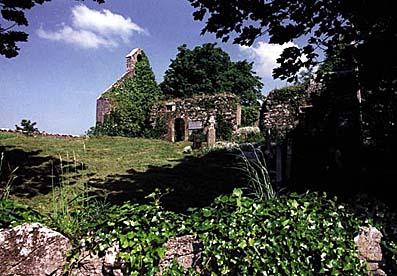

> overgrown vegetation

[
  {"left": 0, "top": 152, "right": 18, "bottom": 200},
  {"left": 241, "top": 106, "right": 259, "bottom": 127},
  {"left": 0, "top": 200, "right": 43, "bottom": 228},
  {"left": 94, "top": 51, "right": 162, "bottom": 137},
  {"left": 1, "top": 135, "right": 396, "bottom": 275},
  {"left": 215, "top": 113, "right": 233, "bottom": 141},
  {"left": 235, "top": 144, "right": 274, "bottom": 200},
  {"left": 74, "top": 188, "right": 397, "bottom": 275}
]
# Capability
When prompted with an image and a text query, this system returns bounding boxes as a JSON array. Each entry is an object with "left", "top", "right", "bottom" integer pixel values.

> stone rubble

[
  {"left": 0, "top": 223, "right": 72, "bottom": 276},
  {"left": 355, "top": 225, "right": 387, "bottom": 276}
]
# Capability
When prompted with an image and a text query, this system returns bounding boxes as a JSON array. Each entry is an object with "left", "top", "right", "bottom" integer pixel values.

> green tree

[
  {"left": 160, "top": 43, "right": 263, "bottom": 106},
  {"left": 96, "top": 51, "right": 162, "bottom": 137},
  {"left": 15, "top": 119, "right": 39, "bottom": 135},
  {"left": 188, "top": 0, "right": 396, "bottom": 83},
  {"left": 0, "top": 0, "right": 104, "bottom": 58}
]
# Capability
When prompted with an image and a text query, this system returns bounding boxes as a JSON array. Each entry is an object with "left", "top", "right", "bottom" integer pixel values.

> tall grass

[
  {"left": 236, "top": 143, "right": 276, "bottom": 201},
  {"left": 0, "top": 152, "right": 18, "bottom": 200},
  {"left": 48, "top": 150, "right": 108, "bottom": 241}
]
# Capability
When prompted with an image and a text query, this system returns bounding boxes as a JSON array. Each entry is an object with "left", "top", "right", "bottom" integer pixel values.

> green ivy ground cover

[{"left": 88, "top": 189, "right": 396, "bottom": 275}]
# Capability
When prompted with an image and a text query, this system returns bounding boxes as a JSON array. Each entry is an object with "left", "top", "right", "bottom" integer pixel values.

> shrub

[
  {"left": 143, "top": 118, "right": 168, "bottom": 139},
  {"left": 15, "top": 119, "right": 39, "bottom": 136},
  {"left": 232, "top": 126, "right": 265, "bottom": 144},
  {"left": 0, "top": 132, "right": 15, "bottom": 139}
]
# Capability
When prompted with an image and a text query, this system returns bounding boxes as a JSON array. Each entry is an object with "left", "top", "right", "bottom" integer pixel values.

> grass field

[{"left": 0, "top": 133, "right": 242, "bottom": 213}]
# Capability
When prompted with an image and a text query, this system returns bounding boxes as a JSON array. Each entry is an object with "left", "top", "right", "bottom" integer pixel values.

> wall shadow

[
  {"left": 89, "top": 150, "right": 245, "bottom": 212},
  {"left": 284, "top": 73, "right": 397, "bottom": 209},
  {"left": 0, "top": 146, "right": 87, "bottom": 198}
]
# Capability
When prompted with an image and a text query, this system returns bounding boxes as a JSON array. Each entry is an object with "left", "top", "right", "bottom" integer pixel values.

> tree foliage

[
  {"left": 241, "top": 106, "right": 259, "bottom": 127},
  {"left": 188, "top": 0, "right": 397, "bottom": 83},
  {"left": 15, "top": 119, "right": 39, "bottom": 135},
  {"left": 0, "top": 0, "right": 104, "bottom": 58},
  {"left": 96, "top": 52, "right": 162, "bottom": 137},
  {"left": 160, "top": 43, "right": 263, "bottom": 106}
]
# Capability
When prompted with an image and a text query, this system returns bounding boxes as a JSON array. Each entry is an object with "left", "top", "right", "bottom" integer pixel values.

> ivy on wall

[{"left": 95, "top": 52, "right": 163, "bottom": 137}]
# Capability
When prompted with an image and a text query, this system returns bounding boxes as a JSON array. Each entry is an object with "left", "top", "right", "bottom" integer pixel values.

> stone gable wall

[{"left": 96, "top": 48, "right": 143, "bottom": 125}]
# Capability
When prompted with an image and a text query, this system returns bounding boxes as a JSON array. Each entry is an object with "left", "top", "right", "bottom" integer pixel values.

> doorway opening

[{"left": 174, "top": 118, "right": 185, "bottom": 141}]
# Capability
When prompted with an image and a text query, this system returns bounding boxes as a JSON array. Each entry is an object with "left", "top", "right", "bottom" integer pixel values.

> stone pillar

[
  {"left": 184, "top": 117, "right": 189, "bottom": 142},
  {"left": 354, "top": 226, "right": 386, "bottom": 276},
  {"left": 207, "top": 116, "right": 216, "bottom": 147},
  {"left": 236, "top": 104, "right": 242, "bottom": 126},
  {"left": 168, "top": 119, "right": 175, "bottom": 142}
]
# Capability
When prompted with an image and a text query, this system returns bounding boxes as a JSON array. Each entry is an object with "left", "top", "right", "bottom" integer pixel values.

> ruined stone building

[
  {"left": 150, "top": 94, "right": 241, "bottom": 143},
  {"left": 260, "top": 84, "right": 312, "bottom": 186},
  {"left": 96, "top": 48, "right": 143, "bottom": 124},
  {"left": 96, "top": 48, "right": 241, "bottom": 145},
  {"left": 261, "top": 74, "right": 366, "bottom": 195}
]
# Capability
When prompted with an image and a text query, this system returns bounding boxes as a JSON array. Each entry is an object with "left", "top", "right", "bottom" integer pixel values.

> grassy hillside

[
  {"left": 0, "top": 133, "right": 243, "bottom": 213},
  {"left": 0, "top": 133, "right": 190, "bottom": 212}
]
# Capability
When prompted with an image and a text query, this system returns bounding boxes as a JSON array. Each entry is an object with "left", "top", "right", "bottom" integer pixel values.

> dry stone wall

[
  {"left": 0, "top": 128, "right": 80, "bottom": 139},
  {"left": 261, "top": 87, "right": 310, "bottom": 141}
]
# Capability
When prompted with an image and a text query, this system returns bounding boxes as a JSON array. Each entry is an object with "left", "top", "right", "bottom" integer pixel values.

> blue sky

[{"left": 0, "top": 0, "right": 296, "bottom": 135}]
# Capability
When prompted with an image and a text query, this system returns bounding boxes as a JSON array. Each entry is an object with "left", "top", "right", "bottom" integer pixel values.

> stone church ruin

[
  {"left": 96, "top": 48, "right": 143, "bottom": 124},
  {"left": 96, "top": 48, "right": 241, "bottom": 146},
  {"left": 150, "top": 94, "right": 241, "bottom": 145}
]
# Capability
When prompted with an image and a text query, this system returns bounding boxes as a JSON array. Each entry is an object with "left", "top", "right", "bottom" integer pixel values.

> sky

[{"left": 0, "top": 0, "right": 298, "bottom": 135}]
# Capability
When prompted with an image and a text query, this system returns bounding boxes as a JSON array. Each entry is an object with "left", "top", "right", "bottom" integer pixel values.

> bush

[
  {"left": 143, "top": 118, "right": 168, "bottom": 139},
  {"left": 0, "top": 133, "right": 15, "bottom": 139},
  {"left": 232, "top": 126, "right": 265, "bottom": 144},
  {"left": 15, "top": 119, "right": 39, "bottom": 136}
]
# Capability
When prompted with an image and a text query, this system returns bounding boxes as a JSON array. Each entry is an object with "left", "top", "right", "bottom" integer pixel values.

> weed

[
  {"left": 0, "top": 152, "right": 18, "bottom": 200},
  {"left": 235, "top": 143, "right": 275, "bottom": 201},
  {"left": 48, "top": 152, "right": 108, "bottom": 242}
]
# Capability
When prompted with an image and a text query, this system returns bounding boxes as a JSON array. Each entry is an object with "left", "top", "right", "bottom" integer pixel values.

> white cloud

[
  {"left": 240, "top": 41, "right": 298, "bottom": 78},
  {"left": 37, "top": 5, "right": 146, "bottom": 49},
  {"left": 72, "top": 5, "right": 146, "bottom": 41},
  {"left": 37, "top": 25, "right": 116, "bottom": 48}
]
